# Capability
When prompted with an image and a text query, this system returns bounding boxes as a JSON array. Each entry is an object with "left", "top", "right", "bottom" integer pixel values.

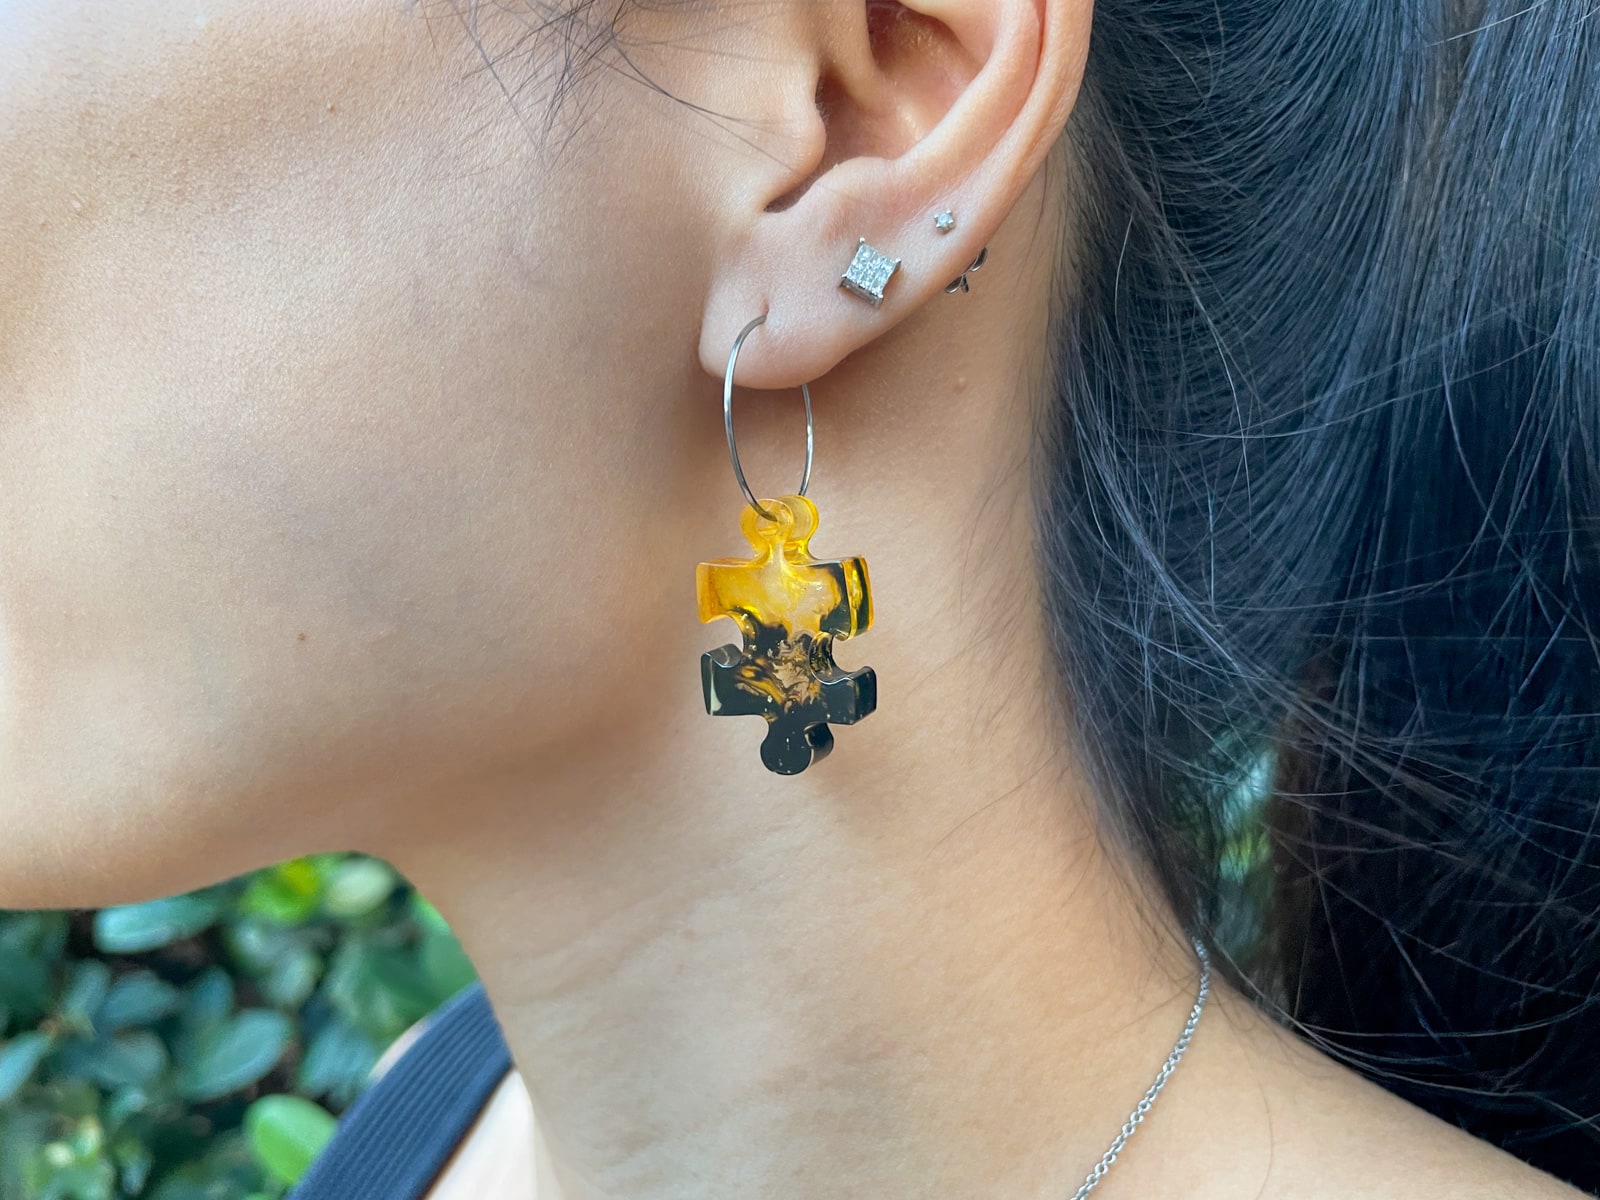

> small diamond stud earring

[
  {"left": 933, "top": 210, "right": 956, "bottom": 233},
  {"left": 839, "top": 238, "right": 901, "bottom": 307}
]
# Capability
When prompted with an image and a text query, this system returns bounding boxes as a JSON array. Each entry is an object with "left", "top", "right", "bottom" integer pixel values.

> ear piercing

[
  {"left": 935, "top": 209, "right": 987, "bottom": 292},
  {"left": 836, "top": 216, "right": 990, "bottom": 305},
  {"left": 944, "top": 247, "right": 988, "bottom": 294},
  {"left": 839, "top": 238, "right": 901, "bottom": 306}
]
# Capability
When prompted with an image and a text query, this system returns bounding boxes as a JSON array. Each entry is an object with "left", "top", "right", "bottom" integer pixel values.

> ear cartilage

[{"left": 839, "top": 238, "right": 901, "bottom": 306}]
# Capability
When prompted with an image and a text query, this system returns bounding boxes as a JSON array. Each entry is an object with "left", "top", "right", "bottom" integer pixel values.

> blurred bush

[{"left": 0, "top": 855, "right": 476, "bottom": 1200}]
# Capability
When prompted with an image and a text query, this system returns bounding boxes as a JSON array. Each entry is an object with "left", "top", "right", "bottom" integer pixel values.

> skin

[{"left": 0, "top": 2, "right": 1587, "bottom": 1197}]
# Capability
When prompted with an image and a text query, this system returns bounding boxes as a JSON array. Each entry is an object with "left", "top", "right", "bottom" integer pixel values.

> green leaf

[
  {"left": 409, "top": 891, "right": 452, "bottom": 936},
  {"left": 306, "top": 851, "right": 349, "bottom": 879},
  {"left": 239, "top": 860, "right": 323, "bottom": 926},
  {"left": 260, "top": 945, "right": 321, "bottom": 1010},
  {"left": 65, "top": 1031, "right": 169, "bottom": 1090},
  {"left": 93, "top": 894, "right": 223, "bottom": 954},
  {"left": 0, "top": 910, "right": 44, "bottom": 950},
  {"left": 224, "top": 915, "right": 295, "bottom": 973},
  {"left": 147, "top": 1180, "right": 223, "bottom": 1200},
  {"left": 36, "top": 912, "right": 70, "bottom": 962},
  {"left": 222, "top": 916, "right": 323, "bottom": 1009},
  {"left": 0, "top": 1031, "right": 53, "bottom": 1102},
  {"left": 175, "top": 1009, "right": 291, "bottom": 1102},
  {"left": 296, "top": 1017, "right": 378, "bottom": 1105},
  {"left": 0, "top": 946, "right": 53, "bottom": 1023},
  {"left": 103, "top": 1087, "right": 150, "bottom": 1127},
  {"left": 245, "top": 1095, "right": 337, "bottom": 1186},
  {"left": 98, "top": 970, "right": 182, "bottom": 1032},
  {"left": 112, "top": 1138, "right": 154, "bottom": 1194},
  {"left": 145, "top": 1128, "right": 264, "bottom": 1199},
  {"left": 45, "top": 1075, "right": 101, "bottom": 1120},
  {"left": 66, "top": 1115, "right": 105, "bottom": 1161},
  {"left": 417, "top": 928, "right": 477, "bottom": 1002},
  {"left": 322, "top": 940, "right": 435, "bottom": 1044},
  {"left": 0, "top": 1107, "right": 54, "bottom": 1196},
  {"left": 322, "top": 858, "right": 397, "bottom": 920},
  {"left": 58, "top": 960, "right": 112, "bottom": 1032},
  {"left": 181, "top": 967, "right": 236, "bottom": 1032},
  {"left": 34, "top": 1158, "right": 115, "bottom": 1200},
  {"left": 0, "top": 911, "right": 69, "bottom": 959}
]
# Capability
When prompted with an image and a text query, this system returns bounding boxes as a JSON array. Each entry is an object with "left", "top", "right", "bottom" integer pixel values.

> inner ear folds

[
  {"left": 763, "top": 4, "right": 970, "bottom": 216},
  {"left": 699, "top": 0, "right": 1082, "bottom": 388},
  {"left": 859, "top": 0, "right": 983, "bottom": 149}
]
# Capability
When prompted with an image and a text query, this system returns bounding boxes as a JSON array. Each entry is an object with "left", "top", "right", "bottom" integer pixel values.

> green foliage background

[{"left": 0, "top": 856, "right": 476, "bottom": 1200}]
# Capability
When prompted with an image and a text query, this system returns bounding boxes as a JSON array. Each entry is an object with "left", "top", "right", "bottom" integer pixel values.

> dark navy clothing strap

[{"left": 290, "top": 981, "right": 514, "bottom": 1200}]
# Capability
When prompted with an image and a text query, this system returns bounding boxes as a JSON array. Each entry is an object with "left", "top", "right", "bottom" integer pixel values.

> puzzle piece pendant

[{"left": 696, "top": 493, "right": 877, "bottom": 775}]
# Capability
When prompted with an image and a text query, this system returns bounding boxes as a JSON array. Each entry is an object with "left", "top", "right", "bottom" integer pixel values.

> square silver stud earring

[{"left": 839, "top": 238, "right": 901, "bottom": 306}]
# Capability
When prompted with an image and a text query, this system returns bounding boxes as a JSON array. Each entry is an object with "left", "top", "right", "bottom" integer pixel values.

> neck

[
  {"left": 379, "top": 194, "right": 1247, "bottom": 1197},
  {"left": 382, "top": 494, "right": 1222, "bottom": 1198}
]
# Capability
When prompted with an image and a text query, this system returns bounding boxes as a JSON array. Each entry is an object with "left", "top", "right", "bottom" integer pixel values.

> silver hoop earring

[
  {"left": 721, "top": 315, "right": 813, "bottom": 521},
  {"left": 695, "top": 313, "right": 877, "bottom": 776}
]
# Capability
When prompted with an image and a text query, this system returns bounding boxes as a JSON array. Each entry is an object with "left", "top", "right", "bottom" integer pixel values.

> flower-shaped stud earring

[{"left": 945, "top": 247, "right": 989, "bottom": 294}]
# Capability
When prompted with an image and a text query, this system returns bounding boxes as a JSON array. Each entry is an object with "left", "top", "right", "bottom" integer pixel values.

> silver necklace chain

[{"left": 1067, "top": 936, "right": 1212, "bottom": 1200}]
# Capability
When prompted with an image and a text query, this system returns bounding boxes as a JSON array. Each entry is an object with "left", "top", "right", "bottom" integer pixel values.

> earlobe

[{"left": 697, "top": 0, "right": 1093, "bottom": 390}]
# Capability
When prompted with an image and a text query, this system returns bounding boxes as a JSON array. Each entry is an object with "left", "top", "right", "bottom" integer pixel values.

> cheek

[
  {"left": 0, "top": 335, "right": 687, "bottom": 908},
  {"left": 0, "top": 2, "right": 714, "bottom": 906}
]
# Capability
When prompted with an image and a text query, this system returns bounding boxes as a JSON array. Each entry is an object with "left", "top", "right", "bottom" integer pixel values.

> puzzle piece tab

[{"left": 696, "top": 494, "right": 876, "bottom": 775}]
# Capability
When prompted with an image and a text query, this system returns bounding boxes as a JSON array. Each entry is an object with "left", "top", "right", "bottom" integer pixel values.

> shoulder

[
  {"left": 1203, "top": 988, "right": 1591, "bottom": 1199},
  {"left": 370, "top": 987, "right": 537, "bottom": 1200},
  {"left": 291, "top": 983, "right": 528, "bottom": 1200},
  {"left": 420, "top": 1067, "right": 538, "bottom": 1200}
]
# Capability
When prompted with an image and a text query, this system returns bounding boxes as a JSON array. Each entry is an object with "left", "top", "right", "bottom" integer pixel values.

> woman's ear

[{"left": 698, "top": 0, "right": 1093, "bottom": 388}]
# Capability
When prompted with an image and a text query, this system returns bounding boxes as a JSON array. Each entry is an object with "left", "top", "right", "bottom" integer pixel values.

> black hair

[{"left": 1044, "top": 0, "right": 1600, "bottom": 1189}]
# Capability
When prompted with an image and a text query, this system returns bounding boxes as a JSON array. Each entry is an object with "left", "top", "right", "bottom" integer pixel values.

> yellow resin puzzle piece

[{"left": 696, "top": 494, "right": 876, "bottom": 775}]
